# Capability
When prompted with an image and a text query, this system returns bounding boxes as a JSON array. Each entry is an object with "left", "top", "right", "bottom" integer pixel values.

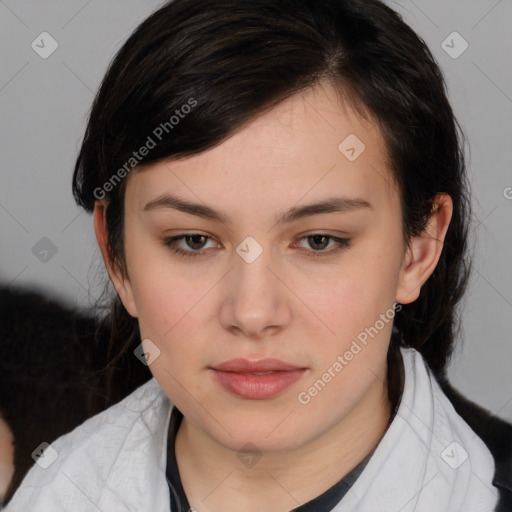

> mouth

[{"left": 210, "top": 358, "right": 307, "bottom": 399}]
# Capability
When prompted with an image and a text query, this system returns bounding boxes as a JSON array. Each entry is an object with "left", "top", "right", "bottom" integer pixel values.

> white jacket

[{"left": 5, "top": 348, "right": 499, "bottom": 512}]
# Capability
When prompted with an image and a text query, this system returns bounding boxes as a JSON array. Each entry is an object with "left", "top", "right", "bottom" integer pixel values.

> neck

[{"left": 174, "top": 370, "right": 393, "bottom": 512}]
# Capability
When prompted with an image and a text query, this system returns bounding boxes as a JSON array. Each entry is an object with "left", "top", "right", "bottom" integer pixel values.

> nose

[{"left": 219, "top": 243, "right": 292, "bottom": 340}]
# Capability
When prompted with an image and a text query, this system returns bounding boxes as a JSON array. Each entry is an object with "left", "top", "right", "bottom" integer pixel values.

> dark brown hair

[
  {"left": 72, "top": 0, "right": 471, "bottom": 387},
  {"left": 0, "top": 286, "right": 149, "bottom": 505}
]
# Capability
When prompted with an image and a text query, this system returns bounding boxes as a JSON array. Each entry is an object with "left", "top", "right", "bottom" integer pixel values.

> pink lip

[{"left": 210, "top": 358, "right": 307, "bottom": 399}]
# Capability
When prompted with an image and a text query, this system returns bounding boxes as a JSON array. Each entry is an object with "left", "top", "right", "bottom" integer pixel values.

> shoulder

[
  {"left": 5, "top": 378, "right": 172, "bottom": 512},
  {"left": 435, "top": 372, "right": 512, "bottom": 511}
]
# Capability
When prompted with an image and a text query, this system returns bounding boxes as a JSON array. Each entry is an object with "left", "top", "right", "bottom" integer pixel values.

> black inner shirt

[{"left": 166, "top": 346, "right": 404, "bottom": 511}]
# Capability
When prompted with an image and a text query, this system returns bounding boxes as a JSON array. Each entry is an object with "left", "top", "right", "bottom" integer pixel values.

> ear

[
  {"left": 396, "top": 193, "right": 453, "bottom": 304},
  {"left": 93, "top": 201, "right": 139, "bottom": 318}
]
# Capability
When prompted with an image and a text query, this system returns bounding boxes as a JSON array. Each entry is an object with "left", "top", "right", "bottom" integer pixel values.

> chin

[{"left": 202, "top": 412, "right": 313, "bottom": 453}]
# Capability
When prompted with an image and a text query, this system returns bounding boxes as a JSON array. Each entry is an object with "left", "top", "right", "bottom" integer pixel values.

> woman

[{"left": 6, "top": 0, "right": 511, "bottom": 510}]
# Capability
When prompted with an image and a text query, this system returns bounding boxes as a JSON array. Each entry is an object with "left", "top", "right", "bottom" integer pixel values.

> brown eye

[
  {"left": 293, "top": 234, "right": 350, "bottom": 257},
  {"left": 164, "top": 233, "right": 219, "bottom": 258},
  {"left": 307, "top": 235, "right": 330, "bottom": 250},
  {"left": 185, "top": 234, "right": 208, "bottom": 250}
]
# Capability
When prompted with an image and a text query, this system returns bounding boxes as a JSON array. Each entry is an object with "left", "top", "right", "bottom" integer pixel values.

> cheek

[
  {"left": 131, "top": 276, "right": 210, "bottom": 407},
  {"left": 132, "top": 273, "right": 205, "bottom": 342},
  {"left": 294, "top": 240, "right": 402, "bottom": 404},
  {"left": 299, "top": 248, "right": 401, "bottom": 338},
  {"left": 124, "top": 230, "right": 203, "bottom": 332},
  {"left": 295, "top": 269, "right": 397, "bottom": 419},
  {"left": 126, "top": 256, "right": 217, "bottom": 381}
]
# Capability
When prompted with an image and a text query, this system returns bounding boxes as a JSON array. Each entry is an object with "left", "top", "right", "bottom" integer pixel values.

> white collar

[{"left": 332, "top": 348, "right": 498, "bottom": 511}]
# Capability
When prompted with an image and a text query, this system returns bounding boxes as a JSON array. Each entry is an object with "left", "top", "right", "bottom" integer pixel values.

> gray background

[{"left": 1, "top": 0, "right": 511, "bottom": 421}]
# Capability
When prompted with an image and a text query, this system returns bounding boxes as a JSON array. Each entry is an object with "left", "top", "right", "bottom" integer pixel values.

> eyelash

[{"left": 163, "top": 233, "right": 351, "bottom": 259}]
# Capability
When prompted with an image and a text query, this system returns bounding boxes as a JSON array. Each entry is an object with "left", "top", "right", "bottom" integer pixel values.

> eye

[
  {"left": 164, "top": 232, "right": 350, "bottom": 260},
  {"left": 164, "top": 233, "right": 220, "bottom": 258},
  {"left": 293, "top": 234, "right": 350, "bottom": 256}
]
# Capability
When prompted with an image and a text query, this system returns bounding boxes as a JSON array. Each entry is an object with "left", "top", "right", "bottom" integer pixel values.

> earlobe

[
  {"left": 396, "top": 193, "right": 453, "bottom": 304},
  {"left": 93, "top": 201, "right": 139, "bottom": 318}
]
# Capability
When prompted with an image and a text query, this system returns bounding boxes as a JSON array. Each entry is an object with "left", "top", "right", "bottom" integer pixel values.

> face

[{"left": 98, "top": 80, "right": 447, "bottom": 454}]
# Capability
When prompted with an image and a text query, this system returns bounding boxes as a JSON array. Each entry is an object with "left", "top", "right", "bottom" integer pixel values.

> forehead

[{"left": 125, "top": 80, "right": 397, "bottom": 218}]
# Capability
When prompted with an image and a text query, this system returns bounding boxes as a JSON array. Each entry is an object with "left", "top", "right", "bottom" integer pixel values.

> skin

[
  {"left": 0, "top": 416, "right": 14, "bottom": 504},
  {"left": 95, "top": 80, "right": 452, "bottom": 511}
]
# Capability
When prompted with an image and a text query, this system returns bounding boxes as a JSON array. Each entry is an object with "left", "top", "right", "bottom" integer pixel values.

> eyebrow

[{"left": 143, "top": 194, "right": 372, "bottom": 225}]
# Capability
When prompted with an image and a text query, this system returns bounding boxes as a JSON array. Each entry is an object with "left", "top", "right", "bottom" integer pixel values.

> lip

[{"left": 210, "top": 358, "right": 307, "bottom": 399}]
